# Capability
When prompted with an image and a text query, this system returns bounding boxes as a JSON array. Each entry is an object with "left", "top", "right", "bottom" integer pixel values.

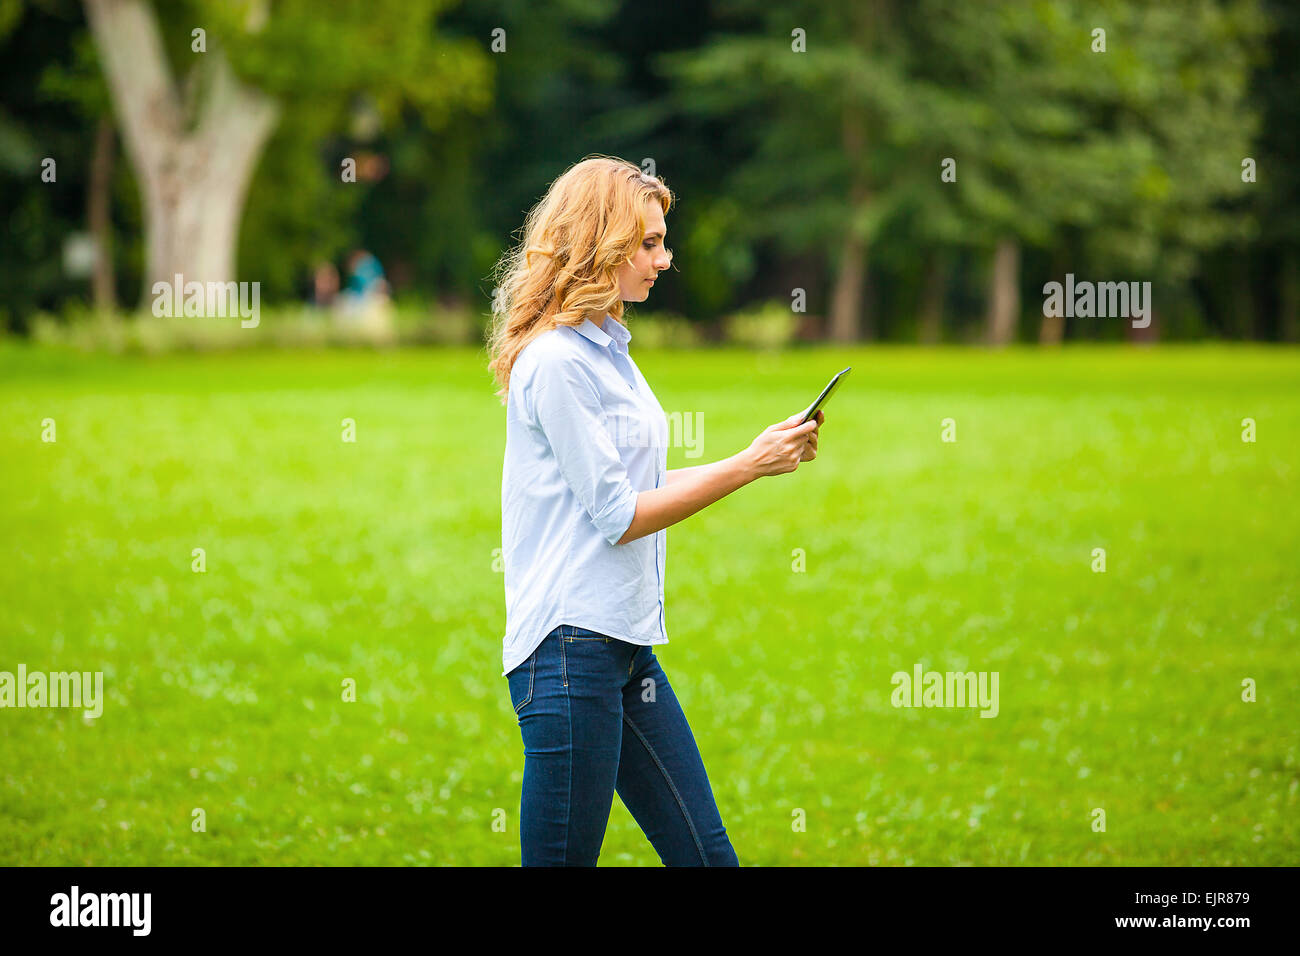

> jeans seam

[
  {"left": 622, "top": 712, "right": 710, "bottom": 866},
  {"left": 562, "top": 661, "right": 573, "bottom": 866},
  {"left": 513, "top": 653, "right": 535, "bottom": 714}
]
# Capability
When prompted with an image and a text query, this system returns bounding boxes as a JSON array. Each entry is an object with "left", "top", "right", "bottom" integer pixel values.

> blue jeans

[{"left": 506, "top": 624, "right": 739, "bottom": 866}]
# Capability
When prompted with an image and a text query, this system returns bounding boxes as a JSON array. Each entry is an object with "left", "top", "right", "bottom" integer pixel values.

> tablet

[{"left": 799, "top": 366, "right": 851, "bottom": 424}]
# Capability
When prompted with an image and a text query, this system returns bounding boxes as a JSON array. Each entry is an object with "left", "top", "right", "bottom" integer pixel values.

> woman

[{"left": 486, "top": 155, "right": 823, "bottom": 866}]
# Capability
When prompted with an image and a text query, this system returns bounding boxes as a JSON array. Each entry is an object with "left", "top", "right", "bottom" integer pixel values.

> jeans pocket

[
  {"left": 563, "top": 624, "right": 612, "bottom": 642},
  {"left": 507, "top": 652, "right": 536, "bottom": 715}
]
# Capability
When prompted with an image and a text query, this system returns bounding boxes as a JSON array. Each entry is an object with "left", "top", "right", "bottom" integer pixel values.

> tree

[
  {"left": 0, "top": 0, "right": 114, "bottom": 328},
  {"left": 662, "top": 0, "right": 1265, "bottom": 346},
  {"left": 81, "top": 0, "right": 490, "bottom": 306},
  {"left": 902, "top": 0, "right": 1265, "bottom": 344},
  {"left": 658, "top": 0, "right": 923, "bottom": 342}
]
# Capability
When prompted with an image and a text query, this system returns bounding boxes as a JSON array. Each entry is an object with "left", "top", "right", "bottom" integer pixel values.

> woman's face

[{"left": 616, "top": 200, "right": 671, "bottom": 302}]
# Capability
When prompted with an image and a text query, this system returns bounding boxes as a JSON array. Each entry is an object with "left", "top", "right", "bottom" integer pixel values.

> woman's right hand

[{"left": 745, "top": 410, "right": 823, "bottom": 477}]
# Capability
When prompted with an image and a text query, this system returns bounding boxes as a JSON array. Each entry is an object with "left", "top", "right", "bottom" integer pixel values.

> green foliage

[
  {"left": 2, "top": 0, "right": 1296, "bottom": 338},
  {"left": 236, "top": 113, "right": 363, "bottom": 301},
  {"left": 152, "top": 0, "right": 492, "bottom": 126},
  {"left": 657, "top": 0, "right": 1271, "bottom": 332},
  {"left": 677, "top": 196, "right": 754, "bottom": 320}
]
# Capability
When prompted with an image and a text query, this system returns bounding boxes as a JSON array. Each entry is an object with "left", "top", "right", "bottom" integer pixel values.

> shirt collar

[{"left": 576, "top": 314, "right": 630, "bottom": 351}]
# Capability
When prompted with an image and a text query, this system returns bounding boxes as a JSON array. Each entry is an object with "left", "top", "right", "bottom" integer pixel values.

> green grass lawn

[{"left": 0, "top": 341, "right": 1296, "bottom": 865}]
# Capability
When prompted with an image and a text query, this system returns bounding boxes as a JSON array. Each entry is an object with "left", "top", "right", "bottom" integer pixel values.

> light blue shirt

[{"left": 500, "top": 314, "right": 669, "bottom": 676}]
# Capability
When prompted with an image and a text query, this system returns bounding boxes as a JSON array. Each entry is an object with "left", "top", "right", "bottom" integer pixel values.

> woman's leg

[
  {"left": 615, "top": 647, "right": 739, "bottom": 866},
  {"left": 506, "top": 625, "right": 631, "bottom": 866}
]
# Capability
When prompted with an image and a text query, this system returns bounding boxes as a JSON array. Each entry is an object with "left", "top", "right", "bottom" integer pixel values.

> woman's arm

[
  {"left": 665, "top": 464, "right": 710, "bottom": 485},
  {"left": 616, "top": 410, "right": 823, "bottom": 545},
  {"left": 618, "top": 452, "right": 760, "bottom": 544}
]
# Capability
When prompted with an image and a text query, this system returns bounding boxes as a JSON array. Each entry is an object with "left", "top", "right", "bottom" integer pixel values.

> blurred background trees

[{"left": 1, "top": 0, "right": 1294, "bottom": 342}]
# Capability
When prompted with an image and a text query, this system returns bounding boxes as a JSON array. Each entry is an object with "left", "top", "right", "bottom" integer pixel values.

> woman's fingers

[
  {"left": 799, "top": 413, "right": 821, "bottom": 461},
  {"left": 755, "top": 411, "right": 823, "bottom": 473}
]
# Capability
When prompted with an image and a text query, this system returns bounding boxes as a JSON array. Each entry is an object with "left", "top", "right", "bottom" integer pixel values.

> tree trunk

[
  {"left": 87, "top": 116, "right": 116, "bottom": 312},
  {"left": 1038, "top": 311, "right": 1064, "bottom": 345},
  {"left": 83, "top": 0, "right": 280, "bottom": 309},
  {"left": 1038, "top": 251, "right": 1068, "bottom": 345},
  {"left": 1126, "top": 307, "right": 1160, "bottom": 344},
  {"left": 828, "top": 0, "right": 880, "bottom": 345},
  {"left": 1281, "top": 247, "right": 1299, "bottom": 342},
  {"left": 1241, "top": 250, "right": 1260, "bottom": 339},
  {"left": 829, "top": 100, "right": 871, "bottom": 343},
  {"left": 985, "top": 237, "right": 1020, "bottom": 346},
  {"left": 917, "top": 252, "right": 947, "bottom": 344},
  {"left": 829, "top": 225, "right": 867, "bottom": 343}
]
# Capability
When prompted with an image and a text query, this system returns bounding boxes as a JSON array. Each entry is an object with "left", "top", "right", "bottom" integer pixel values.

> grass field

[{"left": 0, "top": 341, "right": 1296, "bottom": 866}]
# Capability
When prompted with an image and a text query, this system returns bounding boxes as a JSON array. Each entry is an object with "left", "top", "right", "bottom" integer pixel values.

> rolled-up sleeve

[{"left": 529, "top": 357, "right": 640, "bottom": 546}]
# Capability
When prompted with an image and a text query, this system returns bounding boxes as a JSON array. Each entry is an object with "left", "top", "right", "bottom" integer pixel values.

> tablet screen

[{"left": 800, "top": 366, "right": 851, "bottom": 423}]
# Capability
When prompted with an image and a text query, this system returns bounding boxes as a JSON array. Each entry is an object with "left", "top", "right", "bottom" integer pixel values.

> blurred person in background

[
  {"left": 312, "top": 262, "right": 339, "bottom": 308},
  {"left": 335, "top": 248, "right": 394, "bottom": 336}
]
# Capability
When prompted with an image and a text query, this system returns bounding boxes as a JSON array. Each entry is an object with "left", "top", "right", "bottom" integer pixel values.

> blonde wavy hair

[{"left": 486, "top": 155, "right": 675, "bottom": 403}]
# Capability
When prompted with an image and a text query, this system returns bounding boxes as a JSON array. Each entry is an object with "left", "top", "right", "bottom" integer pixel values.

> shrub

[
  {"left": 25, "top": 300, "right": 483, "bottom": 353},
  {"left": 625, "top": 311, "right": 705, "bottom": 349},
  {"left": 723, "top": 300, "right": 799, "bottom": 349}
]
